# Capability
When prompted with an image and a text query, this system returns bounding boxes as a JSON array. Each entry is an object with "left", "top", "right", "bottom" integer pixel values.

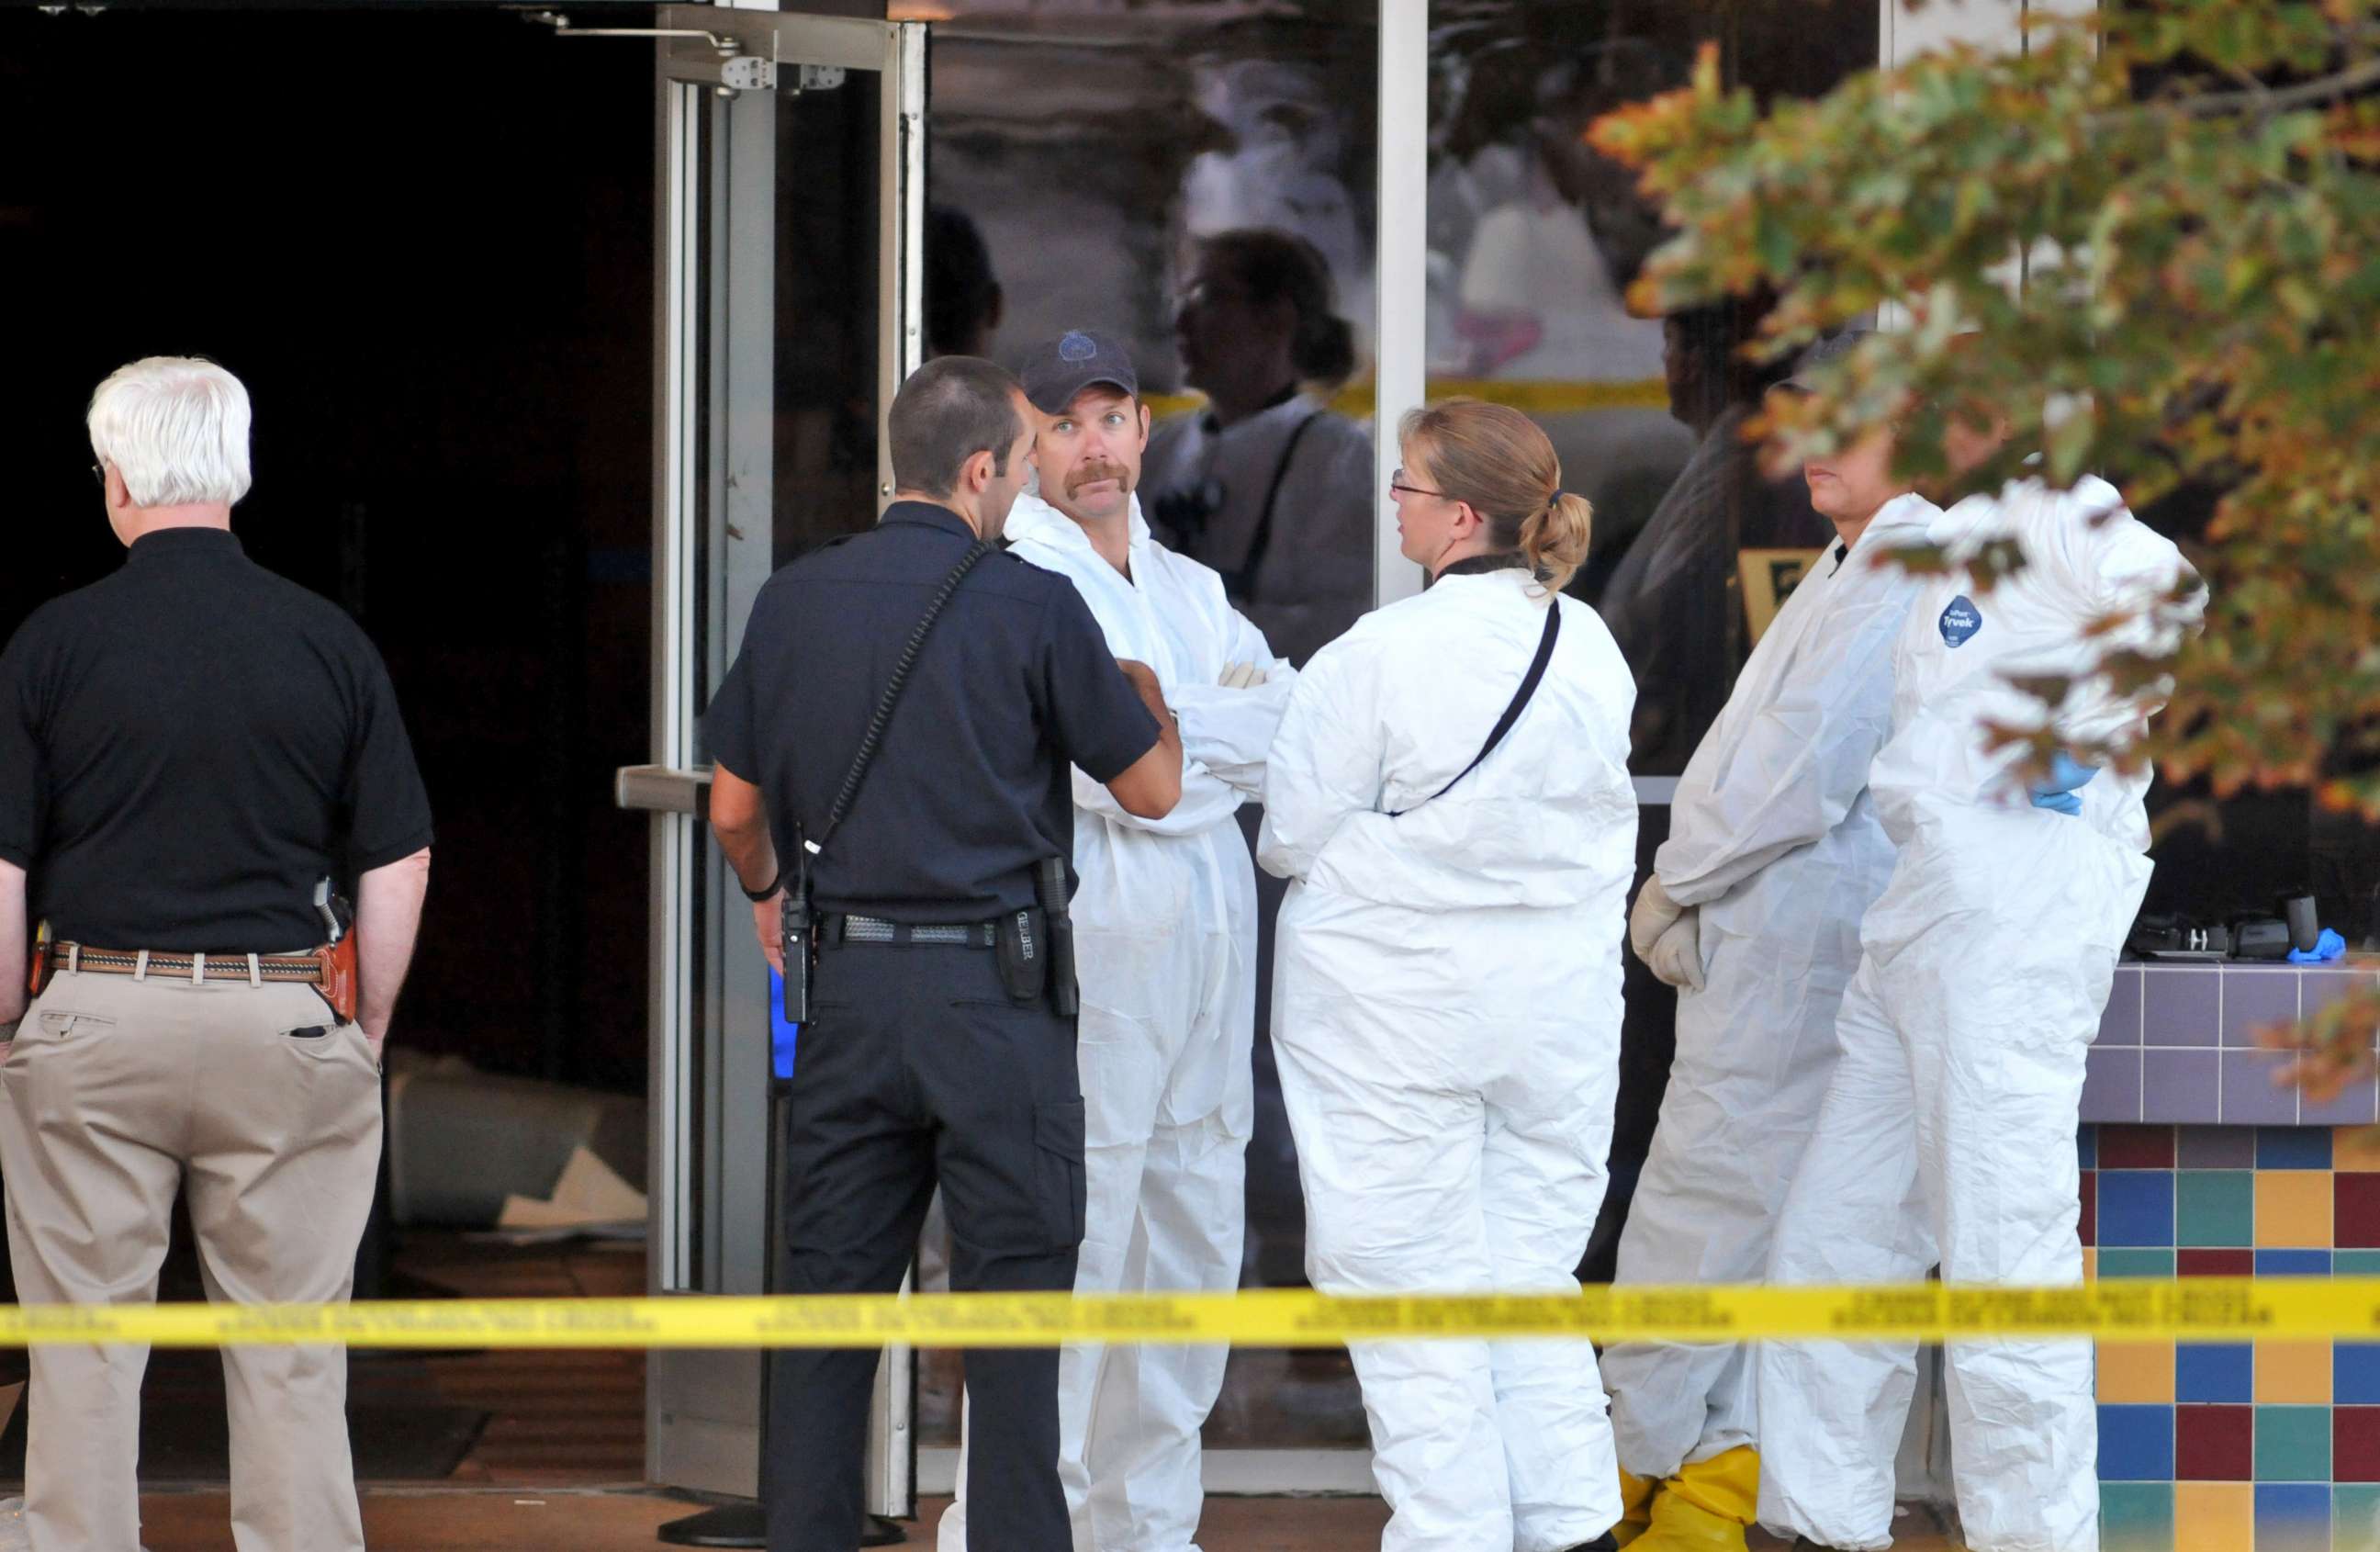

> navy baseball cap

[{"left": 1019, "top": 330, "right": 1139, "bottom": 415}]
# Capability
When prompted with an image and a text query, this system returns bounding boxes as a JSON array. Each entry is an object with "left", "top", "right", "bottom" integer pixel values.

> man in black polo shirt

[
  {"left": 705, "top": 354, "right": 1182, "bottom": 1552},
  {"left": 0, "top": 356, "right": 433, "bottom": 1552}
]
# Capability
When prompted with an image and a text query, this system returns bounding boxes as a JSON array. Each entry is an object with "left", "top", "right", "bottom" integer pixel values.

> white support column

[
  {"left": 1881, "top": 0, "right": 2025, "bottom": 64},
  {"left": 1877, "top": 0, "right": 2034, "bottom": 331},
  {"left": 1373, "top": 0, "right": 1430, "bottom": 608}
]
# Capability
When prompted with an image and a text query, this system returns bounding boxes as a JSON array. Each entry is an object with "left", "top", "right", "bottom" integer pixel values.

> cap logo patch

[{"left": 1059, "top": 332, "right": 1098, "bottom": 362}]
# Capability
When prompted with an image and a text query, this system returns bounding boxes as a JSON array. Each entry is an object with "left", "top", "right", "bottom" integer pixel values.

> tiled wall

[
  {"left": 2086, "top": 1122, "right": 2380, "bottom": 1551},
  {"left": 2086, "top": 964, "right": 2380, "bottom": 1127}
]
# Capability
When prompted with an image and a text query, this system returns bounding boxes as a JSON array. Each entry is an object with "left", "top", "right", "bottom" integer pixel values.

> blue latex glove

[
  {"left": 2030, "top": 752, "right": 2099, "bottom": 816},
  {"left": 2289, "top": 928, "right": 2348, "bottom": 964}
]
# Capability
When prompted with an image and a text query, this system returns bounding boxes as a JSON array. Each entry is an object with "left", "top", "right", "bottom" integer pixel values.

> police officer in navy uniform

[{"left": 705, "top": 354, "right": 1184, "bottom": 1552}]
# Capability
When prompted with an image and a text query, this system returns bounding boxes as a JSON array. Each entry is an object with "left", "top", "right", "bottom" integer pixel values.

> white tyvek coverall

[
  {"left": 938, "top": 493, "right": 1294, "bottom": 1552},
  {"left": 1258, "top": 567, "right": 1637, "bottom": 1552},
  {"left": 1603, "top": 494, "right": 1939, "bottom": 1480},
  {"left": 1757, "top": 476, "right": 2202, "bottom": 1552}
]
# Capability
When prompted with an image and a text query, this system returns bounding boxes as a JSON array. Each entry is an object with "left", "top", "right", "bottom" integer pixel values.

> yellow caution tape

[
  {"left": 1139, "top": 378, "right": 1671, "bottom": 422},
  {"left": 0, "top": 1280, "right": 2364, "bottom": 1349}
]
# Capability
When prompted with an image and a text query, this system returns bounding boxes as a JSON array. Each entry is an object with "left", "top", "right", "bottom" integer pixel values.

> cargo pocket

[{"left": 1035, "top": 1097, "right": 1088, "bottom": 1248}]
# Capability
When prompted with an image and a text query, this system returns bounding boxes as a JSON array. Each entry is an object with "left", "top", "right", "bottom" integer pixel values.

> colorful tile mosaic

[{"left": 2081, "top": 1123, "right": 2380, "bottom": 1548}]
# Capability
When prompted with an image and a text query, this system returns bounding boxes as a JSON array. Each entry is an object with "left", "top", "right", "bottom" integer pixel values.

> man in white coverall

[
  {"left": 1607, "top": 332, "right": 1941, "bottom": 1552},
  {"left": 938, "top": 331, "right": 1295, "bottom": 1552},
  {"left": 1757, "top": 408, "right": 2204, "bottom": 1552}
]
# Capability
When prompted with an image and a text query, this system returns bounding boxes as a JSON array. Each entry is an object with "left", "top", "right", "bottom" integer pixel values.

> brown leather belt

[
  {"left": 29, "top": 935, "right": 359, "bottom": 1022},
  {"left": 45, "top": 943, "right": 329, "bottom": 985}
]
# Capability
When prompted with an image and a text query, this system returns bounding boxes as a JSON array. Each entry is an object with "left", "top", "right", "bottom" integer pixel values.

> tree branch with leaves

[{"left": 1589, "top": 0, "right": 2380, "bottom": 1089}]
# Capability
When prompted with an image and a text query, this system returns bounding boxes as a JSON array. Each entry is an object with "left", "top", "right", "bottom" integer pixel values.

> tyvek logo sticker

[{"left": 1938, "top": 594, "right": 1982, "bottom": 648}]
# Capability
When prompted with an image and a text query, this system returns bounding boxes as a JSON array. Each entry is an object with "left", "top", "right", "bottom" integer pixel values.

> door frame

[{"left": 637, "top": 6, "right": 928, "bottom": 1511}]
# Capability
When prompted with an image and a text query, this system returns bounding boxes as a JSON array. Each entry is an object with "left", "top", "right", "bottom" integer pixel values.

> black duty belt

[{"left": 825, "top": 915, "right": 997, "bottom": 950}]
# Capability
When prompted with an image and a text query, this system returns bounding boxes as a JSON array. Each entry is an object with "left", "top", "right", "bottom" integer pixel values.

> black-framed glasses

[{"left": 1388, "top": 467, "right": 1448, "bottom": 500}]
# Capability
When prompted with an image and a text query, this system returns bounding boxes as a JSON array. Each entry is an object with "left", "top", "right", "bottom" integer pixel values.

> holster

[
  {"left": 312, "top": 934, "right": 360, "bottom": 1024},
  {"left": 1033, "top": 856, "right": 1079, "bottom": 1017},
  {"left": 996, "top": 906, "right": 1050, "bottom": 1006},
  {"left": 26, "top": 923, "right": 50, "bottom": 1001}
]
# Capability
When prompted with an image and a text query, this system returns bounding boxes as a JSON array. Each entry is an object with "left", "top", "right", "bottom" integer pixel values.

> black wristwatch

[{"left": 741, "top": 873, "right": 781, "bottom": 903}]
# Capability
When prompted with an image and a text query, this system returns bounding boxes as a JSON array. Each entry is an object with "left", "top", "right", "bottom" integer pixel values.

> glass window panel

[
  {"left": 1420, "top": 0, "right": 1878, "bottom": 1292},
  {"left": 920, "top": 0, "right": 1381, "bottom": 1453},
  {"left": 908, "top": 0, "right": 1883, "bottom": 1456},
  {"left": 775, "top": 72, "right": 886, "bottom": 567}
]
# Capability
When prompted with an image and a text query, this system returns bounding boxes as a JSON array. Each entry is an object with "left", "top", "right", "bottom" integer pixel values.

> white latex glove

[
  {"left": 1628, "top": 875, "right": 1686, "bottom": 964},
  {"left": 1646, "top": 909, "right": 1705, "bottom": 992},
  {"left": 1218, "top": 661, "right": 1270, "bottom": 690}
]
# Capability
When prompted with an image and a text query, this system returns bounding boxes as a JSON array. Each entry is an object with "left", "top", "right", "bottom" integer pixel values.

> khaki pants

[{"left": 0, "top": 967, "right": 383, "bottom": 1552}]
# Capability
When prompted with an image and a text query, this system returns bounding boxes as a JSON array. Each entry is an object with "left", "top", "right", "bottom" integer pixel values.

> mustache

[{"left": 1065, "top": 462, "right": 1133, "bottom": 496}]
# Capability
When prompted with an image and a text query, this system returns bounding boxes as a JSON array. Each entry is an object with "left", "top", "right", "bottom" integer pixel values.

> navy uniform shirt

[
  {"left": 0, "top": 527, "right": 434, "bottom": 953},
  {"left": 705, "top": 501, "right": 1161, "bottom": 922}
]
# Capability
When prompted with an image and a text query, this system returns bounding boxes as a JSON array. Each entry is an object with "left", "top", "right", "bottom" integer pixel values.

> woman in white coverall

[
  {"left": 1260, "top": 400, "right": 1636, "bottom": 1552},
  {"left": 940, "top": 336, "right": 1296, "bottom": 1552},
  {"left": 1757, "top": 462, "right": 2203, "bottom": 1552},
  {"left": 1604, "top": 363, "right": 1942, "bottom": 1551}
]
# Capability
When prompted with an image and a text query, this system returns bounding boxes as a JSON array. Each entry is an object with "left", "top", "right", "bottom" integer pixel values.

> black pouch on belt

[{"left": 996, "top": 906, "right": 1050, "bottom": 1005}]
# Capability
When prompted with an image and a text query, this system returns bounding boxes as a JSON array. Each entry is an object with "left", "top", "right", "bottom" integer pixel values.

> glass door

[{"left": 619, "top": 5, "right": 928, "bottom": 1515}]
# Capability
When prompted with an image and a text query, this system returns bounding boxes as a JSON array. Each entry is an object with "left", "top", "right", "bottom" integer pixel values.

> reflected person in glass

[
  {"left": 1595, "top": 298, "right": 1833, "bottom": 774},
  {"left": 1143, "top": 229, "right": 1375, "bottom": 670}
]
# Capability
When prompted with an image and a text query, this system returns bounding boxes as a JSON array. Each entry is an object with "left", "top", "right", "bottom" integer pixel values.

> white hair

[{"left": 86, "top": 356, "right": 253, "bottom": 509}]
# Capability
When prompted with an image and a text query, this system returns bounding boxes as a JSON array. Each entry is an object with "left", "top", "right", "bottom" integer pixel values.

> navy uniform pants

[{"left": 765, "top": 936, "right": 1085, "bottom": 1552}]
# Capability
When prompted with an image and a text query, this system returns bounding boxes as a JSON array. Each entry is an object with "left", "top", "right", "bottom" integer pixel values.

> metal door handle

[
  {"left": 615, "top": 765, "right": 712, "bottom": 817},
  {"left": 523, "top": 13, "right": 742, "bottom": 54}
]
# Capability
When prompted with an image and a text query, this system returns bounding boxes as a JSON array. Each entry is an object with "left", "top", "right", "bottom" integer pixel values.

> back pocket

[{"left": 35, "top": 1010, "right": 114, "bottom": 1041}]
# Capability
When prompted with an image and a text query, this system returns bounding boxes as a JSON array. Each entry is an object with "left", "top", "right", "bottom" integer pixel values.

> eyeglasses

[
  {"left": 1176, "top": 281, "right": 1251, "bottom": 312},
  {"left": 1388, "top": 467, "right": 1448, "bottom": 500}
]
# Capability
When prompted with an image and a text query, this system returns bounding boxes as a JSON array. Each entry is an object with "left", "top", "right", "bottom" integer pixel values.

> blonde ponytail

[
  {"left": 1400, "top": 398, "right": 1590, "bottom": 592},
  {"left": 1520, "top": 491, "right": 1594, "bottom": 594}
]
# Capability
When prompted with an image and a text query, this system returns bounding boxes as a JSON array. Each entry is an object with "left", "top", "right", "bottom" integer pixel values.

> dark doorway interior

[{"left": 2, "top": 6, "right": 656, "bottom": 1093}]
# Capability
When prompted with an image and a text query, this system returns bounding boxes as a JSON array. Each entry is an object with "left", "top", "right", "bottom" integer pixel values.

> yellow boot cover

[
  {"left": 1631, "top": 1446, "right": 1757, "bottom": 1552},
  {"left": 1612, "top": 1466, "right": 1658, "bottom": 1547}
]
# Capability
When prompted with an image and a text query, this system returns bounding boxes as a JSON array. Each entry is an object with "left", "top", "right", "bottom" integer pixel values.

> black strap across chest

[
  {"left": 1391, "top": 601, "right": 1562, "bottom": 816},
  {"left": 813, "top": 540, "right": 995, "bottom": 849},
  {"left": 1220, "top": 410, "right": 1322, "bottom": 602}
]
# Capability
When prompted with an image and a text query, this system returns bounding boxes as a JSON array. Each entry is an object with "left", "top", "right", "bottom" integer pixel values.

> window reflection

[
  {"left": 909, "top": 0, "right": 1880, "bottom": 1456},
  {"left": 1145, "top": 230, "right": 1375, "bottom": 669},
  {"left": 919, "top": 0, "right": 1382, "bottom": 1455},
  {"left": 1598, "top": 298, "right": 1830, "bottom": 776},
  {"left": 1419, "top": 1, "right": 1876, "bottom": 1289},
  {"left": 1426, "top": 1, "right": 1876, "bottom": 778}
]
